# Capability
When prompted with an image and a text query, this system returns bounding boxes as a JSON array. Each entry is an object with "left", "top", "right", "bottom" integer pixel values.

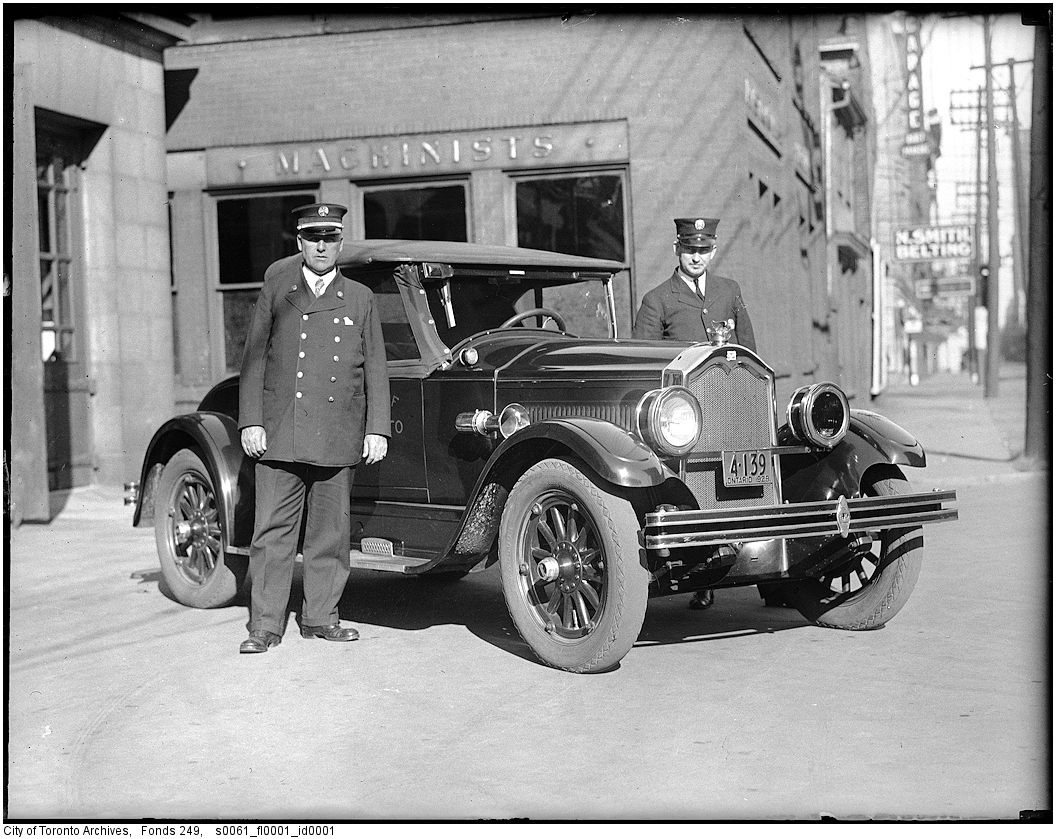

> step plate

[{"left": 347, "top": 549, "right": 432, "bottom": 573}]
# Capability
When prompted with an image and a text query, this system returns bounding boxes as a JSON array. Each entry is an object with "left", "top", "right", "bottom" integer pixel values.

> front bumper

[{"left": 643, "top": 490, "right": 957, "bottom": 550}]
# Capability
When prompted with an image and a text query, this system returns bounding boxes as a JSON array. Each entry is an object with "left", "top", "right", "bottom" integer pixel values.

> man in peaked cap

[
  {"left": 632, "top": 217, "right": 756, "bottom": 349},
  {"left": 237, "top": 202, "right": 390, "bottom": 653},
  {"left": 632, "top": 217, "right": 757, "bottom": 610}
]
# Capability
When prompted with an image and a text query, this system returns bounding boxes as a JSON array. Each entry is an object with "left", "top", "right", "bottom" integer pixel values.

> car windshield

[{"left": 425, "top": 274, "right": 615, "bottom": 347}]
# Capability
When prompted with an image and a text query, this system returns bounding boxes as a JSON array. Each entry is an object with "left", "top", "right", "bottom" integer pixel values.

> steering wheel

[{"left": 499, "top": 307, "right": 567, "bottom": 332}]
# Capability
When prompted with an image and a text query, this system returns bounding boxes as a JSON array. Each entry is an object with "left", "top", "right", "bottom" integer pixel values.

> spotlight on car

[
  {"left": 498, "top": 403, "right": 531, "bottom": 438},
  {"left": 455, "top": 403, "right": 531, "bottom": 438}
]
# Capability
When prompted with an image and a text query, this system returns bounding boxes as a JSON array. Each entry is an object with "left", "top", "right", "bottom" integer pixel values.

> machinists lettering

[{"left": 275, "top": 135, "right": 554, "bottom": 176}]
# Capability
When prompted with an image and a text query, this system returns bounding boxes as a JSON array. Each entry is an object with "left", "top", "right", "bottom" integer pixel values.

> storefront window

[
  {"left": 216, "top": 191, "right": 315, "bottom": 370},
  {"left": 515, "top": 172, "right": 630, "bottom": 329},
  {"left": 516, "top": 174, "right": 626, "bottom": 261},
  {"left": 363, "top": 184, "right": 467, "bottom": 241}
]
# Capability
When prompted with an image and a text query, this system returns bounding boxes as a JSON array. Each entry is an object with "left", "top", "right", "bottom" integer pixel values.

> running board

[
  {"left": 224, "top": 545, "right": 434, "bottom": 573},
  {"left": 348, "top": 550, "right": 433, "bottom": 573}
]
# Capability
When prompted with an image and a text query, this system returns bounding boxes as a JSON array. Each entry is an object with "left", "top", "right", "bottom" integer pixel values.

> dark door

[{"left": 37, "top": 125, "right": 93, "bottom": 490}]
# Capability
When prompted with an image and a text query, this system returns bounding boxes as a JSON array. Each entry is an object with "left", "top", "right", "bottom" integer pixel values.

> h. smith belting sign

[{"left": 893, "top": 225, "right": 974, "bottom": 262}]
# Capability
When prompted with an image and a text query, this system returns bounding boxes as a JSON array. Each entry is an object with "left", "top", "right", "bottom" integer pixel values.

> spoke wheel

[
  {"left": 499, "top": 458, "right": 647, "bottom": 672},
  {"left": 787, "top": 468, "right": 924, "bottom": 630},
  {"left": 155, "top": 449, "right": 245, "bottom": 608}
]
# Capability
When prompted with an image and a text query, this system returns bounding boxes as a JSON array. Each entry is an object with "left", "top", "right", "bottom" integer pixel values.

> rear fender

[
  {"left": 780, "top": 412, "right": 924, "bottom": 502},
  {"left": 133, "top": 413, "right": 253, "bottom": 549}
]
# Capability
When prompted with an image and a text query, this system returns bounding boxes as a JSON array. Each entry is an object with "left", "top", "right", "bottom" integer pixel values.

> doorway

[{"left": 36, "top": 112, "right": 94, "bottom": 491}]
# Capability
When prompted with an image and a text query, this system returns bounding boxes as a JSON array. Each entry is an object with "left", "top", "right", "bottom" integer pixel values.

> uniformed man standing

[
  {"left": 632, "top": 217, "right": 755, "bottom": 350},
  {"left": 237, "top": 203, "right": 390, "bottom": 653},
  {"left": 633, "top": 216, "right": 756, "bottom": 610}
]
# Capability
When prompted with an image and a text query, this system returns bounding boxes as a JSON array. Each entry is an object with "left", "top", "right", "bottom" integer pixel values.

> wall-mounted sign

[
  {"left": 745, "top": 75, "right": 783, "bottom": 156},
  {"left": 894, "top": 224, "right": 974, "bottom": 262},
  {"left": 915, "top": 277, "right": 976, "bottom": 299},
  {"left": 206, "top": 121, "right": 629, "bottom": 186},
  {"left": 901, "top": 15, "right": 930, "bottom": 158}
]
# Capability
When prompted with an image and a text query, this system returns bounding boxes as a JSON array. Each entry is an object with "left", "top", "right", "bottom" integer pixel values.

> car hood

[{"left": 465, "top": 333, "right": 688, "bottom": 382}]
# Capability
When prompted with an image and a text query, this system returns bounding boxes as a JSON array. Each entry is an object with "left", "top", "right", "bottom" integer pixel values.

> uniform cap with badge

[
  {"left": 673, "top": 217, "right": 719, "bottom": 250},
  {"left": 293, "top": 203, "right": 348, "bottom": 236}
]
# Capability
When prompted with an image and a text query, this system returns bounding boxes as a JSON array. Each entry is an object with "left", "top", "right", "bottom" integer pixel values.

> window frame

[
  {"left": 505, "top": 165, "right": 633, "bottom": 326},
  {"left": 36, "top": 144, "right": 82, "bottom": 363},
  {"left": 204, "top": 185, "right": 319, "bottom": 376},
  {"left": 354, "top": 176, "right": 472, "bottom": 242}
]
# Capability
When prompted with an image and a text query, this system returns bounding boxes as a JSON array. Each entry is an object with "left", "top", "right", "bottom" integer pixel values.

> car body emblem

[
  {"left": 726, "top": 350, "right": 736, "bottom": 361},
  {"left": 836, "top": 495, "right": 851, "bottom": 538}
]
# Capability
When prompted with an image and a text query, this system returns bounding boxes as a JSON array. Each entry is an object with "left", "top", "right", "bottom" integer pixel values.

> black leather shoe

[
  {"left": 300, "top": 623, "right": 359, "bottom": 642},
  {"left": 688, "top": 590, "right": 714, "bottom": 610},
  {"left": 240, "top": 629, "right": 281, "bottom": 654}
]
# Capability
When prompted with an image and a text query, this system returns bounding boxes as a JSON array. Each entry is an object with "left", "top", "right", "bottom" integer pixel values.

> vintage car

[{"left": 131, "top": 240, "right": 957, "bottom": 672}]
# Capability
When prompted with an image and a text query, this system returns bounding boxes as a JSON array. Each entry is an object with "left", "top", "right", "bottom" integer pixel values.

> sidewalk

[{"left": 868, "top": 361, "right": 1045, "bottom": 488}]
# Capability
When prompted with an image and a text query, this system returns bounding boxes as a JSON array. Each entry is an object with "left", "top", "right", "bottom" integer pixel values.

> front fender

[
  {"left": 424, "top": 418, "right": 673, "bottom": 571},
  {"left": 486, "top": 418, "right": 672, "bottom": 489},
  {"left": 778, "top": 410, "right": 926, "bottom": 503},
  {"left": 849, "top": 409, "right": 926, "bottom": 468},
  {"left": 133, "top": 413, "right": 253, "bottom": 549}
]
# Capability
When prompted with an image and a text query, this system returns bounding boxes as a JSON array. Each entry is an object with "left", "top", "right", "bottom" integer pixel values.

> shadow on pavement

[
  {"left": 149, "top": 562, "right": 816, "bottom": 667},
  {"left": 326, "top": 566, "right": 539, "bottom": 664},
  {"left": 635, "top": 593, "right": 812, "bottom": 649}
]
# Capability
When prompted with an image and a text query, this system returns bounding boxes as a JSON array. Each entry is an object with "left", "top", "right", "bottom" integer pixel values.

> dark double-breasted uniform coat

[
  {"left": 632, "top": 270, "right": 756, "bottom": 352},
  {"left": 239, "top": 254, "right": 390, "bottom": 464},
  {"left": 238, "top": 253, "right": 390, "bottom": 634}
]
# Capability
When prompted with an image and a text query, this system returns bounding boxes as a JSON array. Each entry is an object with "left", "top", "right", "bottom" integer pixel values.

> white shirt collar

[
  {"left": 303, "top": 264, "right": 338, "bottom": 294},
  {"left": 678, "top": 269, "right": 706, "bottom": 297}
]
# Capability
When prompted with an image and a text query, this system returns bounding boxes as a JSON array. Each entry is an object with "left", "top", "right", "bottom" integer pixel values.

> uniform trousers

[{"left": 248, "top": 460, "right": 352, "bottom": 634}]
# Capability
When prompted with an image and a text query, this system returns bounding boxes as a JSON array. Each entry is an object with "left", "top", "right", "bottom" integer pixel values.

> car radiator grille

[{"left": 682, "top": 359, "right": 779, "bottom": 509}]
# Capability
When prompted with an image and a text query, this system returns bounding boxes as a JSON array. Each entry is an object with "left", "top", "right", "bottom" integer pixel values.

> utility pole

[
  {"left": 1005, "top": 57, "right": 1032, "bottom": 329},
  {"left": 983, "top": 14, "right": 1001, "bottom": 398},
  {"left": 1024, "top": 18, "right": 1051, "bottom": 466},
  {"left": 950, "top": 86, "right": 989, "bottom": 386},
  {"left": 971, "top": 87, "right": 984, "bottom": 385}
]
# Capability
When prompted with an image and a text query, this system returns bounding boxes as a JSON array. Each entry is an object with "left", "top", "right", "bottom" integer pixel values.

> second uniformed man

[
  {"left": 633, "top": 216, "right": 756, "bottom": 610},
  {"left": 237, "top": 203, "right": 390, "bottom": 653},
  {"left": 632, "top": 217, "right": 755, "bottom": 350}
]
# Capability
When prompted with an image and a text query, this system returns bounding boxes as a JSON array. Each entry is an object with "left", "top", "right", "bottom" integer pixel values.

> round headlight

[
  {"left": 786, "top": 383, "right": 849, "bottom": 448},
  {"left": 637, "top": 387, "right": 701, "bottom": 457}
]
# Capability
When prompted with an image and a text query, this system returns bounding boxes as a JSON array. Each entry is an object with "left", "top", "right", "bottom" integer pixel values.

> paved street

[{"left": 6, "top": 365, "right": 1050, "bottom": 821}]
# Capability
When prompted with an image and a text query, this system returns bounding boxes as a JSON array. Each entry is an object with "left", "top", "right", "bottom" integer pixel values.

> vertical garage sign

[{"left": 901, "top": 15, "right": 930, "bottom": 158}]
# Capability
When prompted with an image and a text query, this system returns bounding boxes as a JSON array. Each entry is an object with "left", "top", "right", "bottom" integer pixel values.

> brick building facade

[{"left": 8, "top": 11, "right": 883, "bottom": 521}]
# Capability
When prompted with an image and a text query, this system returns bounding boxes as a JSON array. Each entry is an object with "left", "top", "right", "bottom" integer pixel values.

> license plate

[{"left": 721, "top": 449, "right": 773, "bottom": 486}]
